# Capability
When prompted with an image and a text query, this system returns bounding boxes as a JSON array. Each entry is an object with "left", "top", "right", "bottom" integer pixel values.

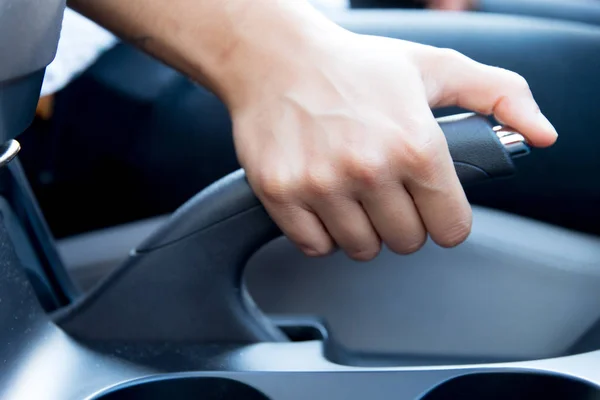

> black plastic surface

[
  {"left": 0, "top": 232, "right": 596, "bottom": 400},
  {"left": 3, "top": 159, "right": 77, "bottom": 308},
  {"left": 56, "top": 168, "right": 287, "bottom": 343},
  {"left": 56, "top": 114, "right": 515, "bottom": 344},
  {"left": 92, "top": 372, "right": 600, "bottom": 400},
  {"left": 0, "top": 196, "right": 58, "bottom": 310},
  {"left": 421, "top": 372, "right": 600, "bottom": 400},
  {"left": 440, "top": 114, "right": 516, "bottom": 181},
  {"left": 0, "top": 215, "right": 50, "bottom": 382},
  {"left": 95, "top": 377, "right": 270, "bottom": 400},
  {"left": 0, "top": 183, "right": 599, "bottom": 400}
]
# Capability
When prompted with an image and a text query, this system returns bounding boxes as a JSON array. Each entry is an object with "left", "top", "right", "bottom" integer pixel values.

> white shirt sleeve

[
  {"left": 312, "top": 0, "right": 350, "bottom": 10},
  {"left": 41, "top": 1, "right": 349, "bottom": 97},
  {"left": 41, "top": 8, "right": 119, "bottom": 97}
]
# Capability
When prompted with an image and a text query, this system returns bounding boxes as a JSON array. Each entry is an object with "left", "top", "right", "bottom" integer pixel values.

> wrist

[{"left": 194, "top": 1, "right": 348, "bottom": 110}]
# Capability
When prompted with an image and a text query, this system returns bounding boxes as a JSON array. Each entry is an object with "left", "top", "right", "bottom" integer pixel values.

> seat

[
  {"left": 0, "top": 0, "right": 63, "bottom": 143},
  {"left": 350, "top": 0, "right": 600, "bottom": 27},
  {"left": 480, "top": 0, "right": 600, "bottom": 26}
]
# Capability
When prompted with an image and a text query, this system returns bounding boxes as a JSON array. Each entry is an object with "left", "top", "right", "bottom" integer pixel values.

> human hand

[{"left": 215, "top": 4, "right": 557, "bottom": 261}]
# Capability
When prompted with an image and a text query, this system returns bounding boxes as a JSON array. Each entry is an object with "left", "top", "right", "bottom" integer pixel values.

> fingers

[
  {"left": 359, "top": 182, "right": 427, "bottom": 255},
  {"left": 406, "top": 149, "right": 472, "bottom": 248},
  {"left": 430, "top": 49, "right": 558, "bottom": 148},
  {"left": 252, "top": 168, "right": 383, "bottom": 261},
  {"left": 250, "top": 114, "right": 471, "bottom": 261},
  {"left": 401, "top": 115, "right": 472, "bottom": 248},
  {"left": 343, "top": 109, "right": 471, "bottom": 251},
  {"left": 311, "top": 196, "right": 382, "bottom": 261},
  {"left": 251, "top": 174, "right": 335, "bottom": 257},
  {"left": 256, "top": 166, "right": 383, "bottom": 261}
]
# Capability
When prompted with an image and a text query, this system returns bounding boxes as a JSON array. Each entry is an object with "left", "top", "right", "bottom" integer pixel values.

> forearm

[{"left": 67, "top": 0, "right": 341, "bottom": 104}]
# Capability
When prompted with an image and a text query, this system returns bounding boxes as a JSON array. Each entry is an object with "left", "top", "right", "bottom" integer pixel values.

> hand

[
  {"left": 424, "top": 0, "right": 476, "bottom": 10},
  {"left": 217, "top": 6, "right": 557, "bottom": 261}
]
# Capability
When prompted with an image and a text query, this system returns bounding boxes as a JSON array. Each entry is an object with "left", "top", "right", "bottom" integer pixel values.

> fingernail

[{"left": 539, "top": 113, "right": 558, "bottom": 138}]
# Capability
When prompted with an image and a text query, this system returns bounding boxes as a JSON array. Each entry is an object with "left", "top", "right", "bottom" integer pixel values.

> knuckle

[
  {"left": 403, "top": 138, "right": 442, "bottom": 176},
  {"left": 437, "top": 48, "right": 465, "bottom": 65},
  {"left": 343, "top": 151, "right": 389, "bottom": 188},
  {"left": 505, "top": 70, "right": 530, "bottom": 92},
  {"left": 303, "top": 166, "right": 339, "bottom": 197},
  {"left": 257, "top": 170, "right": 294, "bottom": 204}
]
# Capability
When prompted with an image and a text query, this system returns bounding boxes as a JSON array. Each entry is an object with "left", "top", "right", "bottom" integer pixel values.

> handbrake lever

[{"left": 57, "top": 113, "right": 530, "bottom": 345}]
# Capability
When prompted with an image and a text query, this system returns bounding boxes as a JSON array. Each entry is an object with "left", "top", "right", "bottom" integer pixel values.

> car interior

[{"left": 2, "top": 0, "right": 600, "bottom": 399}]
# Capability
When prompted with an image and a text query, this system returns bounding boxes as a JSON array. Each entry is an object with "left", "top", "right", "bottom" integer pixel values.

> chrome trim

[
  {"left": 499, "top": 133, "right": 527, "bottom": 146},
  {"left": 0, "top": 139, "right": 20, "bottom": 168}
]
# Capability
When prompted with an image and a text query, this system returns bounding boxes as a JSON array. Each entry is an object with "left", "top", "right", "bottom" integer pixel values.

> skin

[
  {"left": 68, "top": 0, "right": 557, "bottom": 261},
  {"left": 425, "top": 0, "right": 475, "bottom": 10}
]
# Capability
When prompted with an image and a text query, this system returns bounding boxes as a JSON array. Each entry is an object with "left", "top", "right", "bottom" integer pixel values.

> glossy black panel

[
  {"left": 422, "top": 372, "right": 600, "bottom": 400},
  {"left": 95, "top": 377, "right": 270, "bottom": 400}
]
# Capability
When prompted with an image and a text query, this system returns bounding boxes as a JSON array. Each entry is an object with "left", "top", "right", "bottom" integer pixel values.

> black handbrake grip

[
  {"left": 438, "top": 113, "right": 528, "bottom": 185},
  {"left": 57, "top": 113, "right": 528, "bottom": 345},
  {"left": 138, "top": 112, "right": 526, "bottom": 251}
]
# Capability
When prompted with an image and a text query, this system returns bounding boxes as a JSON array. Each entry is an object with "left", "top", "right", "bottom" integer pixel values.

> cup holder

[
  {"left": 94, "top": 376, "right": 270, "bottom": 400},
  {"left": 421, "top": 372, "right": 600, "bottom": 400}
]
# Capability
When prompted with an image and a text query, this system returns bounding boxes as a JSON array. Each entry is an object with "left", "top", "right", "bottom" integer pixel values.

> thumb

[{"left": 428, "top": 49, "right": 558, "bottom": 148}]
